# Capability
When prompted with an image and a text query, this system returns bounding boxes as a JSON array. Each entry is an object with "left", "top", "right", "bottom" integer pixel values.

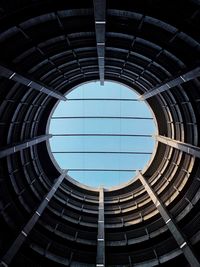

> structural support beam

[
  {"left": 96, "top": 187, "right": 105, "bottom": 267},
  {"left": 156, "top": 135, "right": 200, "bottom": 158},
  {"left": 0, "top": 64, "right": 66, "bottom": 101},
  {"left": 138, "top": 172, "right": 200, "bottom": 267},
  {"left": 0, "top": 134, "right": 52, "bottom": 159},
  {"left": 139, "top": 67, "right": 200, "bottom": 100},
  {"left": 0, "top": 171, "right": 67, "bottom": 267},
  {"left": 93, "top": 0, "right": 106, "bottom": 85}
]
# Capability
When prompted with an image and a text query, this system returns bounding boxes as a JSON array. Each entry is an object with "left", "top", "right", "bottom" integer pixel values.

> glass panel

[
  {"left": 50, "top": 136, "right": 154, "bottom": 152},
  {"left": 49, "top": 81, "right": 156, "bottom": 188}
]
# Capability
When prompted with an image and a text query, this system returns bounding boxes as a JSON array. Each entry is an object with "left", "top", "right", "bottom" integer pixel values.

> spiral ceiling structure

[{"left": 0, "top": 1, "right": 200, "bottom": 266}]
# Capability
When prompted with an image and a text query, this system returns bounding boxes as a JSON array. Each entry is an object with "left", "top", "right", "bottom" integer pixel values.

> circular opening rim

[{"left": 46, "top": 79, "right": 159, "bottom": 192}]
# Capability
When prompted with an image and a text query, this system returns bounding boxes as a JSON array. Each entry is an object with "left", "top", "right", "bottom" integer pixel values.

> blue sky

[{"left": 49, "top": 81, "right": 156, "bottom": 188}]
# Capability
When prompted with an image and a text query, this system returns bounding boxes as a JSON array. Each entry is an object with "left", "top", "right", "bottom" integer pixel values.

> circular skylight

[{"left": 49, "top": 81, "right": 156, "bottom": 188}]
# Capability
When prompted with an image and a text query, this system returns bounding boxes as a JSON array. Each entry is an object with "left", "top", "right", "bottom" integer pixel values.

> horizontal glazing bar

[
  {"left": 66, "top": 98, "right": 138, "bottom": 101},
  {"left": 68, "top": 169, "right": 139, "bottom": 172},
  {"left": 51, "top": 116, "right": 153, "bottom": 120},
  {"left": 52, "top": 151, "right": 152, "bottom": 154},
  {"left": 52, "top": 134, "right": 152, "bottom": 137}
]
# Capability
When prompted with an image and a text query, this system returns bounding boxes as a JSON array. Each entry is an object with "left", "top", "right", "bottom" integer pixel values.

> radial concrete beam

[
  {"left": 139, "top": 67, "right": 200, "bottom": 100},
  {"left": 96, "top": 187, "right": 105, "bottom": 267},
  {"left": 0, "top": 171, "right": 67, "bottom": 267},
  {"left": 0, "top": 64, "right": 66, "bottom": 101},
  {"left": 155, "top": 135, "right": 200, "bottom": 158},
  {"left": 138, "top": 172, "right": 200, "bottom": 267},
  {"left": 0, "top": 134, "right": 52, "bottom": 158},
  {"left": 93, "top": 0, "right": 106, "bottom": 85}
]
